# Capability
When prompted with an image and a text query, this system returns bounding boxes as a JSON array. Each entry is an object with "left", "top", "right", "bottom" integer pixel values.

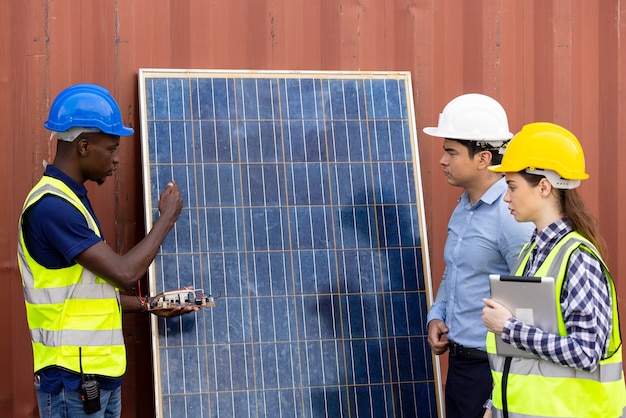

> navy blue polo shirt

[{"left": 22, "top": 165, "right": 122, "bottom": 393}]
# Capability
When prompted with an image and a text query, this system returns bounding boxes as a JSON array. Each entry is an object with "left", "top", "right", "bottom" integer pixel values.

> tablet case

[{"left": 488, "top": 274, "right": 559, "bottom": 358}]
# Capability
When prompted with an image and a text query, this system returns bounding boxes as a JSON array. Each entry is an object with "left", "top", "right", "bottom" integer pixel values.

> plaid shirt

[{"left": 501, "top": 218, "right": 612, "bottom": 372}]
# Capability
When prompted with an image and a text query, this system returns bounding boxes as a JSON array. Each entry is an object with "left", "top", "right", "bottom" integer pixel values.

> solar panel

[{"left": 138, "top": 69, "right": 440, "bottom": 418}]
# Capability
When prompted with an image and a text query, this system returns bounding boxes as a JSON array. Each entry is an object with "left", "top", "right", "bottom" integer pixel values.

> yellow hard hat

[{"left": 489, "top": 122, "right": 589, "bottom": 182}]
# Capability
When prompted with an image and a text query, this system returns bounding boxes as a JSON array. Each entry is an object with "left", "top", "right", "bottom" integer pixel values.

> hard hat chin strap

[
  {"left": 54, "top": 127, "right": 100, "bottom": 142},
  {"left": 525, "top": 168, "right": 580, "bottom": 189},
  {"left": 476, "top": 140, "right": 506, "bottom": 151}
]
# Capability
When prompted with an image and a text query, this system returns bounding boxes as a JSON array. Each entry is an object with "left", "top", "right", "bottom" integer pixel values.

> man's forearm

[{"left": 120, "top": 293, "right": 147, "bottom": 313}]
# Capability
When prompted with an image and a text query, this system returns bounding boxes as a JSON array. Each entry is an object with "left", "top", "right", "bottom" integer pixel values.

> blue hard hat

[{"left": 44, "top": 83, "right": 134, "bottom": 136}]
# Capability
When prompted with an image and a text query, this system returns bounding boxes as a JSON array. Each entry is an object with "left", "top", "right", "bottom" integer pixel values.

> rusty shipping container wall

[{"left": 2, "top": 1, "right": 626, "bottom": 417}]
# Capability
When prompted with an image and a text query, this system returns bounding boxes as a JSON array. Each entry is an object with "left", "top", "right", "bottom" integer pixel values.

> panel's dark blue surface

[{"left": 139, "top": 70, "right": 438, "bottom": 418}]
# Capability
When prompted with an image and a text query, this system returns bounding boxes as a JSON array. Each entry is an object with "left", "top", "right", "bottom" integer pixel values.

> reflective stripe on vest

[
  {"left": 18, "top": 176, "right": 126, "bottom": 377},
  {"left": 487, "top": 232, "right": 626, "bottom": 418}
]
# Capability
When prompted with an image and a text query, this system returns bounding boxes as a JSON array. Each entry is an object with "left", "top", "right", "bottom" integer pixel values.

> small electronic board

[{"left": 146, "top": 288, "right": 215, "bottom": 311}]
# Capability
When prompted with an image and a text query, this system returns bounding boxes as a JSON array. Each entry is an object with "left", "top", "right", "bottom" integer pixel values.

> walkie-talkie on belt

[{"left": 79, "top": 347, "right": 101, "bottom": 414}]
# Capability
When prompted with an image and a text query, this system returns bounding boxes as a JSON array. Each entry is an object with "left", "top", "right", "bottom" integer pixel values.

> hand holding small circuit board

[{"left": 145, "top": 286, "right": 216, "bottom": 312}]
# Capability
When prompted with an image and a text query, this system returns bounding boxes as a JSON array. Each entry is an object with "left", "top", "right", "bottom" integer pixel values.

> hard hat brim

[
  {"left": 116, "top": 126, "right": 135, "bottom": 136},
  {"left": 488, "top": 164, "right": 506, "bottom": 173},
  {"left": 423, "top": 126, "right": 512, "bottom": 143},
  {"left": 422, "top": 126, "right": 445, "bottom": 138},
  {"left": 489, "top": 163, "right": 590, "bottom": 181}
]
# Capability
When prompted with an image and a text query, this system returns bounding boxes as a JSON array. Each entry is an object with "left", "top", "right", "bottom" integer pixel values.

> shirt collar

[
  {"left": 43, "top": 165, "right": 88, "bottom": 199},
  {"left": 459, "top": 176, "right": 508, "bottom": 208},
  {"left": 531, "top": 217, "right": 572, "bottom": 253}
]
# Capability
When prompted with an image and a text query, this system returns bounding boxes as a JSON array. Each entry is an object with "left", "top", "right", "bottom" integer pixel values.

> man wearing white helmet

[{"left": 423, "top": 94, "right": 534, "bottom": 418}]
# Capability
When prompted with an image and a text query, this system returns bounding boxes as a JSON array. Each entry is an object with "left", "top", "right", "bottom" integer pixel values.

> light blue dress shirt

[{"left": 426, "top": 177, "right": 534, "bottom": 350}]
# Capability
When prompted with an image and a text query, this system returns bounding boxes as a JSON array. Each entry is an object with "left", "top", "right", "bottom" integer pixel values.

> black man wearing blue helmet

[{"left": 18, "top": 84, "right": 196, "bottom": 417}]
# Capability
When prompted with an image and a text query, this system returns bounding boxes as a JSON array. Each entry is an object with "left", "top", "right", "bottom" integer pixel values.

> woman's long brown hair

[{"left": 519, "top": 171, "right": 607, "bottom": 260}]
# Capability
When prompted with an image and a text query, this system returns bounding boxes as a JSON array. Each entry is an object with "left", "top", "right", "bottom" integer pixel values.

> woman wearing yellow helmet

[{"left": 481, "top": 122, "right": 626, "bottom": 418}]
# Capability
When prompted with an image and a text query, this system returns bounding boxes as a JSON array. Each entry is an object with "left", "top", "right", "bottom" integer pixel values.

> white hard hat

[{"left": 423, "top": 93, "right": 513, "bottom": 146}]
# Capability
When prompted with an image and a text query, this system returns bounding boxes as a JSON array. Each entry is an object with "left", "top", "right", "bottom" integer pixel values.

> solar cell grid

[{"left": 139, "top": 69, "right": 439, "bottom": 418}]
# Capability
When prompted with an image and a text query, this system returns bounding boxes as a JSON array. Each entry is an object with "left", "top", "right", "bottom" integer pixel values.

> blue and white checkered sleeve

[{"left": 501, "top": 249, "right": 611, "bottom": 371}]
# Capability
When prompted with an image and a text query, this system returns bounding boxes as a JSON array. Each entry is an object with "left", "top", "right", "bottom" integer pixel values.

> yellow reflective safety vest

[
  {"left": 486, "top": 231, "right": 626, "bottom": 418},
  {"left": 17, "top": 176, "right": 126, "bottom": 377}
]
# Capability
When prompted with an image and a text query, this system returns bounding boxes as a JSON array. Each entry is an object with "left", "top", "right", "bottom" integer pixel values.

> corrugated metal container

[{"left": 2, "top": 1, "right": 625, "bottom": 416}]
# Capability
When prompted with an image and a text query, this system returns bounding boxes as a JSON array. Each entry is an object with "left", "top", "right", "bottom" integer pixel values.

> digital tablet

[{"left": 488, "top": 274, "right": 559, "bottom": 358}]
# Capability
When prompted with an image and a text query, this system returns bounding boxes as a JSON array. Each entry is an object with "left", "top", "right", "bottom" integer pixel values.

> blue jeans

[{"left": 35, "top": 383, "right": 122, "bottom": 418}]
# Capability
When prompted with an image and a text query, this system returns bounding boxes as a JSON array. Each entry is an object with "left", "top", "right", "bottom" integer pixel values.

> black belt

[{"left": 448, "top": 341, "right": 488, "bottom": 360}]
